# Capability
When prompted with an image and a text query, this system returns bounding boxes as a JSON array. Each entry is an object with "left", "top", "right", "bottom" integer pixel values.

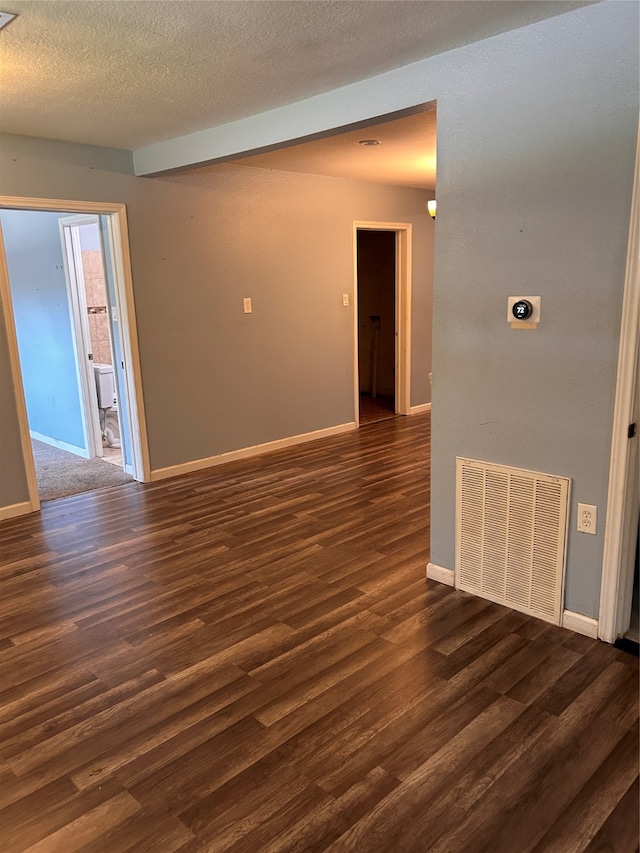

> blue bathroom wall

[{"left": 0, "top": 210, "right": 86, "bottom": 451}]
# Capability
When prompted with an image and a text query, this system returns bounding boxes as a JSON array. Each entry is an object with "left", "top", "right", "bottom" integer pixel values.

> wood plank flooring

[{"left": 0, "top": 413, "right": 637, "bottom": 852}]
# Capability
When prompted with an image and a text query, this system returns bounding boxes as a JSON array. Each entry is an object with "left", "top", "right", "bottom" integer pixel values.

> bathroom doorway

[
  {"left": 0, "top": 198, "right": 149, "bottom": 509},
  {"left": 58, "top": 215, "right": 129, "bottom": 469}
]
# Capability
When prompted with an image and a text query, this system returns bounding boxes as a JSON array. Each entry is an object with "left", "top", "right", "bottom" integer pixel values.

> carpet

[{"left": 31, "top": 439, "right": 134, "bottom": 502}]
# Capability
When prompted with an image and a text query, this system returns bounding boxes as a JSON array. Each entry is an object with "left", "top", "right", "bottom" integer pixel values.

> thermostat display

[
  {"left": 507, "top": 296, "right": 541, "bottom": 327},
  {"left": 512, "top": 299, "right": 533, "bottom": 320}
]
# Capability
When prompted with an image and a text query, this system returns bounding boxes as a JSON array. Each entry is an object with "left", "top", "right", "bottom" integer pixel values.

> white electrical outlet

[
  {"left": 243, "top": 297, "right": 252, "bottom": 314},
  {"left": 343, "top": 294, "right": 350, "bottom": 307},
  {"left": 577, "top": 503, "right": 597, "bottom": 534}
]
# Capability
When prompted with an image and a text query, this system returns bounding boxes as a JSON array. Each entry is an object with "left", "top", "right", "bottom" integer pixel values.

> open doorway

[
  {"left": 58, "top": 215, "right": 129, "bottom": 466},
  {"left": 353, "top": 222, "right": 412, "bottom": 427},
  {"left": 0, "top": 199, "right": 149, "bottom": 508},
  {"left": 599, "top": 129, "right": 639, "bottom": 648},
  {"left": 357, "top": 230, "right": 396, "bottom": 425}
]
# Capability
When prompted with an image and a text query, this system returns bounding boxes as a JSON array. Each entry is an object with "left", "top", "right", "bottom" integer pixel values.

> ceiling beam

[{"left": 132, "top": 56, "right": 439, "bottom": 176}]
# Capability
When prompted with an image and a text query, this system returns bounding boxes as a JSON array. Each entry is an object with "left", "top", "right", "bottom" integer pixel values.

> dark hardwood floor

[
  {"left": 358, "top": 394, "right": 396, "bottom": 425},
  {"left": 0, "top": 413, "right": 637, "bottom": 852}
]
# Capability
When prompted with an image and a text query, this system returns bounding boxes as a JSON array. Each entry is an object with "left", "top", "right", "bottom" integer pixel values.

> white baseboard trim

[
  {"left": 410, "top": 402, "right": 431, "bottom": 415},
  {"left": 426, "top": 562, "right": 455, "bottom": 586},
  {"left": 562, "top": 610, "right": 599, "bottom": 639},
  {"left": 30, "top": 430, "right": 89, "bottom": 459},
  {"left": 151, "top": 422, "right": 357, "bottom": 482},
  {"left": 0, "top": 500, "right": 33, "bottom": 522}
]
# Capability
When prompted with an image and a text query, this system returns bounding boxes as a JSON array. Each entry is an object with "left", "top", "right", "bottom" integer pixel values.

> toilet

[{"left": 93, "top": 363, "right": 121, "bottom": 448}]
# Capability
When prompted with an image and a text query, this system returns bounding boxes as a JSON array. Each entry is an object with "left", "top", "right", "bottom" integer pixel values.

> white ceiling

[{"left": 0, "top": 0, "right": 593, "bottom": 152}]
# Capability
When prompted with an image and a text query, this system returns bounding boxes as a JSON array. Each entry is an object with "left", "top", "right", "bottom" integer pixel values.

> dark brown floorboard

[
  {"left": 0, "top": 413, "right": 637, "bottom": 852},
  {"left": 358, "top": 393, "right": 396, "bottom": 425}
]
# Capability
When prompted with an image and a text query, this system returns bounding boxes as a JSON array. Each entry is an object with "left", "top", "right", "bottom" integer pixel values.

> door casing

[
  {"left": 0, "top": 196, "right": 151, "bottom": 516},
  {"left": 59, "top": 214, "right": 105, "bottom": 459},
  {"left": 598, "top": 124, "right": 640, "bottom": 642}
]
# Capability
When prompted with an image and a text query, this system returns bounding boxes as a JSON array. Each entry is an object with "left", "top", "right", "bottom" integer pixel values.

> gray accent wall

[
  {"left": 428, "top": 4, "right": 637, "bottom": 619},
  {"left": 131, "top": 165, "right": 432, "bottom": 467},
  {"left": 0, "top": 1, "right": 637, "bottom": 621}
]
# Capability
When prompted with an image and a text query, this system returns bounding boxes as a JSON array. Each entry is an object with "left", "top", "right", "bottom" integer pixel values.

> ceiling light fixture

[
  {"left": 0, "top": 11, "right": 17, "bottom": 29},
  {"left": 358, "top": 139, "right": 381, "bottom": 146},
  {"left": 427, "top": 200, "right": 437, "bottom": 219}
]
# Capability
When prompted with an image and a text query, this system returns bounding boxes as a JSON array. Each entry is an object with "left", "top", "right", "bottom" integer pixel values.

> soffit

[{"left": 233, "top": 108, "right": 438, "bottom": 190}]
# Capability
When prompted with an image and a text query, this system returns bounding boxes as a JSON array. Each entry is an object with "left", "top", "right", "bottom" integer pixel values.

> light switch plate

[
  {"left": 243, "top": 297, "right": 252, "bottom": 314},
  {"left": 343, "top": 294, "right": 350, "bottom": 307}
]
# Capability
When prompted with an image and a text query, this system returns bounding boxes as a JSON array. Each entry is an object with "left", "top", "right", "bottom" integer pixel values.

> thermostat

[
  {"left": 512, "top": 299, "right": 532, "bottom": 320},
  {"left": 507, "top": 296, "right": 541, "bottom": 328}
]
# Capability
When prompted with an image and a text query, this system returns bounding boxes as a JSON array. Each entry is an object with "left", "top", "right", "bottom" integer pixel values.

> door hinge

[{"left": 629, "top": 422, "right": 637, "bottom": 439}]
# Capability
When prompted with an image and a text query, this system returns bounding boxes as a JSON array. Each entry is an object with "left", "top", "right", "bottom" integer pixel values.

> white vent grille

[{"left": 456, "top": 458, "right": 570, "bottom": 624}]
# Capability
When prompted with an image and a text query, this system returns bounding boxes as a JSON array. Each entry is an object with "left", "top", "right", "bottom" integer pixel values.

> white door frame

[
  {"left": 58, "top": 215, "right": 104, "bottom": 459},
  {"left": 598, "top": 125, "right": 640, "bottom": 643},
  {"left": 0, "top": 196, "right": 151, "bottom": 511},
  {"left": 353, "top": 222, "right": 412, "bottom": 425}
]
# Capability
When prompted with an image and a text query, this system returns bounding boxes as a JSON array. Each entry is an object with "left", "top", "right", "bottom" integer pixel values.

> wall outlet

[
  {"left": 577, "top": 503, "right": 597, "bottom": 534},
  {"left": 343, "top": 293, "right": 350, "bottom": 307},
  {"left": 243, "top": 297, "right": 252, "bottom": 314}
]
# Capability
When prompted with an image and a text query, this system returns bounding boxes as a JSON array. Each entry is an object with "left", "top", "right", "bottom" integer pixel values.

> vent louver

[{"left": 456, "top": 458, "right": 570, "bottom": 624}]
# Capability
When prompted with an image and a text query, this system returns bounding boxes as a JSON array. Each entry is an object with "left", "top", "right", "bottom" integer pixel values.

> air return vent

[{"left": 456, "top": 458, "right": 570, "bottom": 624}]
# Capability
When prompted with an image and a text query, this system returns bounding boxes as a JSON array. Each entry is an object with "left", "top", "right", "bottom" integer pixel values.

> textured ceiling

[
  {"left": 234, "top": 108, "right": 438, "bottom": 190},
  {"left": 0, "top": 0, "right": 594, "bottom": 150}
]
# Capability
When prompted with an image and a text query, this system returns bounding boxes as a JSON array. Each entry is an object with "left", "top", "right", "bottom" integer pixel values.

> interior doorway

[
  {"left": 0, "top": 197, "right": 150, "bottom": 511},
  {"left": 353, "top": 222, "right": 412, "bottom": 427},
  {"left": 58, "top": 215, "right": 130, "bottom": 468},
  {"left": 357, "top": 230, "right": 396, "bottom": 424}
]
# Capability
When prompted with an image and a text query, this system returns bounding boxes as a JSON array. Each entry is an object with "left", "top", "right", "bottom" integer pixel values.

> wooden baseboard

[
  {"left": 562, "top": 610, "right": 599, "bottom": 639},
  {"left": 410, "top": 402, "right": 431, "bottom": 415},
  {"left": 151, "top": 422, "right": 357, "bottom": 482},
  {"left": 426, "top": 562, "right": 455, "bottom": 586},
  {"left": 0, "top": 500, "right": 34, "bottom": 522}
]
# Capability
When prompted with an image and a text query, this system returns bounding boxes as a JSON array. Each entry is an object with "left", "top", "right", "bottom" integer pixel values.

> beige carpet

[{"left": 31, "top": 439, "right": 134, "bottom": 502}]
